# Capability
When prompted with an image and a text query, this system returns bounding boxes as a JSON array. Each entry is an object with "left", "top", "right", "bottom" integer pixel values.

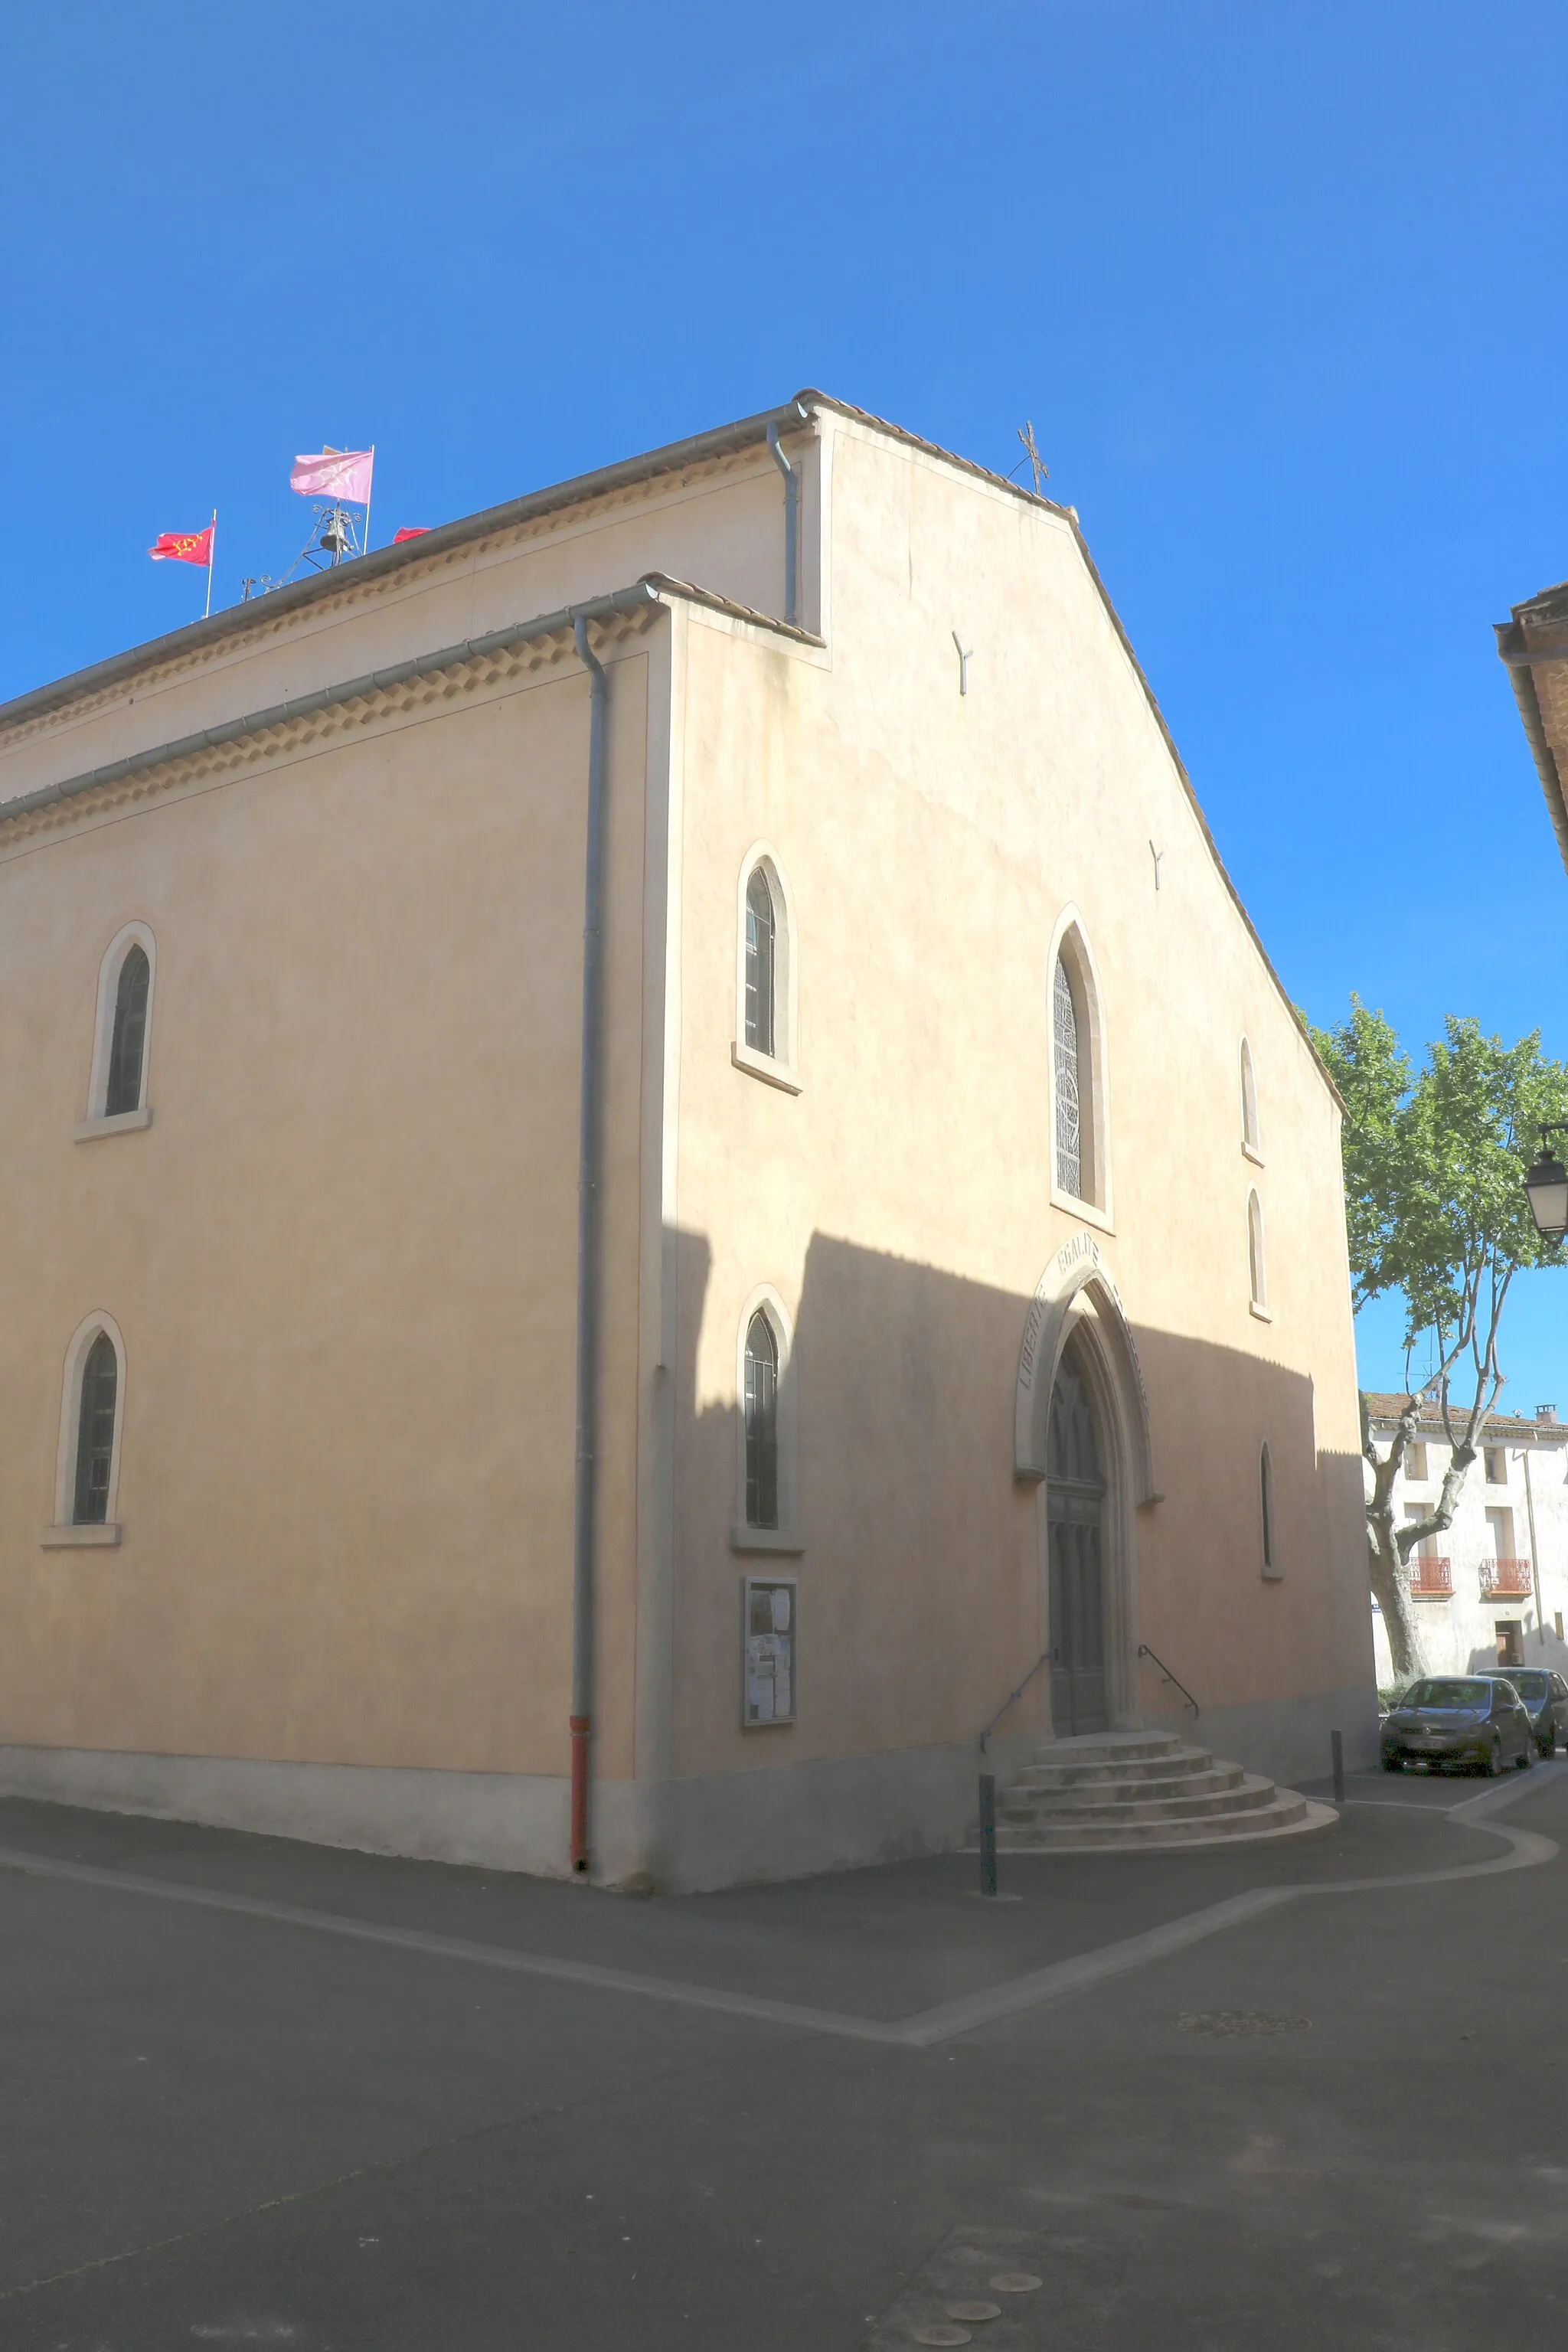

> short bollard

[
  {"left": 978, "top": 1772, "right": 998, "bottom": 1899},
  {"left": 1331, "top": 1728, "right": 1345, "bottom": 1806}
]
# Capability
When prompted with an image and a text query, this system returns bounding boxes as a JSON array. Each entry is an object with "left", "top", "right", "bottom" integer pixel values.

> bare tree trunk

[
  {"left": 1367, "top": 1496, "right": 1423, "bottom": 1679},
  {"left": 1361, "top": 1381, "right": 1479, "bottom": 1687}
]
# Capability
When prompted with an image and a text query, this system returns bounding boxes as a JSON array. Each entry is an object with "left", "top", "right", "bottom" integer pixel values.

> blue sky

[{"left": 6, "top": 2, "right": 1566, "bottom": 1406}]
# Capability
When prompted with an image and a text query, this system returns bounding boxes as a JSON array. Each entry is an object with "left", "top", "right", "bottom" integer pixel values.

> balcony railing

[
  {"left": 1407, "top": 1557, "right": 1452, "bottom": 1597},
  {"left": 1481, "top": 1558, "right": 1533, "bottom": 1597}
]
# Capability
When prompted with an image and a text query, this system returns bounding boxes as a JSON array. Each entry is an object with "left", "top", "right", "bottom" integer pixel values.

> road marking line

[
  {"left": 0, "top": 1847, "right": 906, "bottom": 2046},
  {"left": 0, "top": 1813, "right": 1557, "bottom": 2050}
]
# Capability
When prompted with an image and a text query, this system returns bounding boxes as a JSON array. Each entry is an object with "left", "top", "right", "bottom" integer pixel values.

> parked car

[
  {"left": 1474, "top": 1669, "right": 1568, "bottom": 1758},
  {"left": 1381, "top": 1677, "right": 1534, "bottom": 1775}
]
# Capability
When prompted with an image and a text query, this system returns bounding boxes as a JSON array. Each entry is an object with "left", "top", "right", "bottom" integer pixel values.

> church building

[{"left": 0, "top": 393, "right": 1375, "bottom": 1888}]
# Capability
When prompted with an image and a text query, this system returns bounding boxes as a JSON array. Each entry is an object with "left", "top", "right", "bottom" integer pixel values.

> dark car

[
  {"left": 1381, "top": 1676, "right": 1534, "bottom": 1775},
  {"left": 1475, "top": 1669, "right": 1568, "bottom": 1758}
]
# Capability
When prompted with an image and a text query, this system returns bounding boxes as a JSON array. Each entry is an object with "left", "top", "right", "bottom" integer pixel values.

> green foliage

[{"left": 1312, "top": 998, "right": 1568, "bottom": 1375}]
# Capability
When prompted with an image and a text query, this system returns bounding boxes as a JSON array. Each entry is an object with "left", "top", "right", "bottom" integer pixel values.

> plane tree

[{"left": 1312, "top": 1001, "right": 1568, "bottom": 1679}]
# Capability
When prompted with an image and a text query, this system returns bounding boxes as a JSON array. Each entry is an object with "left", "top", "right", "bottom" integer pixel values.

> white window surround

[
  {"left": 730, "top": 1282, "right": 802, "bottom": 1552},
  {"left": 732, "top": 844, "right": 802, "bottom": 1093},
  {"left": 74, "top": 1107, "right": 154, "bottom": 1143},
  {"left": 1047, "top": 907, "right": 1113, "bottom": 1230},
  {"left": 1247, "top": 1187, "right": 1271, "bottom": 1321},
  {"left": 84, "top": 921, "right": 157, "bottom": 1125},
  {"left": 1240, "top": 1034, "right": 1263, "bottom": 1164},
  {"left": 46, "top": 1311, "right": 127, "bottom": 1544}
]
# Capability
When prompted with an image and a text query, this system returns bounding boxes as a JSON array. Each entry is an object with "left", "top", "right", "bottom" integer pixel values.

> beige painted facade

[{"left": 0, "top": 395, "right": 1375, "bottom": 1889}]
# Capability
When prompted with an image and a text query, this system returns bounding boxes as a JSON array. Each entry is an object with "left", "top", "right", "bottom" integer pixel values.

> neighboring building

[
  {"left": 0, "top": 391, "right": 1375, "bottom": 1891},
  {"left": 1496, "top": 581, "right": 1568, "bottom": 877},
  {"left": 1365, "top": 1396, "right": 1568, "bottom": 1684}
]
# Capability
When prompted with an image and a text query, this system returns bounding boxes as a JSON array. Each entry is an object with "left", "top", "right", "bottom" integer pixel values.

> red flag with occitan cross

[{"left": 149, "top": 523, "right": 214, "bottom": 566}]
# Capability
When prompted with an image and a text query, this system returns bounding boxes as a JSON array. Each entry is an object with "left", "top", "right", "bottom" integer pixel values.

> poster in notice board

[{"left": 742, "top": 1575, "right": 797, "bottom": 1728}]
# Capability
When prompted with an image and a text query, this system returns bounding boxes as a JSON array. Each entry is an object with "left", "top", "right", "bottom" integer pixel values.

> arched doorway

[{"left": 1047, "top": 1337, "right": 1109, "bottom": 1735}]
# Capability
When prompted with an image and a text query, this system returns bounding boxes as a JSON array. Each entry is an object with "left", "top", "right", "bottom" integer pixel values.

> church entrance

[{"left": 1047, "top": 1339, "right": 1109, "bottom": 1736}]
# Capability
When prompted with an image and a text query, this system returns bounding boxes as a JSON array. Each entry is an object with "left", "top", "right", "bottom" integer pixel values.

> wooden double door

[{"left": 1047, "top": 1343, "right": 1109, "bottom": 1736}]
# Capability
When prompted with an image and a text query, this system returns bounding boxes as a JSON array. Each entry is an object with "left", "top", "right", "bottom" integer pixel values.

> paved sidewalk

[{"left": 1, "top": 1765, "right": 1563, "bottom": 2348}]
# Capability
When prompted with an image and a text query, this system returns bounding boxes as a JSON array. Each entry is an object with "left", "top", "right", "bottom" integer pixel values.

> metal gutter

[
  {"left": 766, "top": 414, "right": 805, "bottom": 626},
  {"left": 568, "top": 616, "right": 609, "bottom": 1877}
]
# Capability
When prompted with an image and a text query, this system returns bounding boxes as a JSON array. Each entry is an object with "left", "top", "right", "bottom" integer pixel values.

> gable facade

[{"left": 0, "top": 396, "right": 1374, "bottom": 1888}]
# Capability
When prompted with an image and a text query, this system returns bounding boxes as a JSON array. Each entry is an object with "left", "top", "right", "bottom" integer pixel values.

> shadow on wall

[
  {"left": 1467, "top": 1634, "right": 1568, "bottom": 1675},
  {"left": 671, "top": 1226, "right": 1372, "bottom": 1785}
]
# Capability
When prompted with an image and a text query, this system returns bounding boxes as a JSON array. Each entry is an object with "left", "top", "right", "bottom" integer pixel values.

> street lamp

[{"left": 1524, "top": 1124, "right": 1568, "bottom": 1243}]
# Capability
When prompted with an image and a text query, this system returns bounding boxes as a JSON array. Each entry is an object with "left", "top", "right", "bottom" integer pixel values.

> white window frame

[
  {"left": 731, "top": 845, "right": 802, "bottom": 1094},
  {"left": 1247, "top": 1186, "right": 1271, "bottom": 1320},
  {"left": 1047, "top": 907, "right": 1113, "bottom": 1229},
  {"left": 1240, "top": 1035, "right": 1263, "bottom": 1163},
  {"left": 44, "top": 1311, "right": 128, "bottom": 1546},
  {"left": 730, "top": 1283, "right": 804, "bottom": 1553},
  {"left": 77, "top": 921, "right": 157, "bottom": 1139}
]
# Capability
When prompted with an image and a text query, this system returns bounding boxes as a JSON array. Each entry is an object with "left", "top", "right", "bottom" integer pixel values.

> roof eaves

[
  {"left": 1495, "top": 617, "right": 1568, "bottom": 879},
  {"left": 0, "top": 574, "right": 817, "bottom": 835},
  {"left": 0, "top": 399, "right": 820, "bottom": 737}
]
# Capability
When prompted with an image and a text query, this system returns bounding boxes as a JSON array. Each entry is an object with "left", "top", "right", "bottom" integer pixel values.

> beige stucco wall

[
  {"left": 666, "top": 415, "right": 1369, "bottom": 1801},
  {"left": 0, "top": 636, "right": 659, "bottom": 1784},
  {"left": 0, "top": 401, "right": 1372, "bottom": 1886}
]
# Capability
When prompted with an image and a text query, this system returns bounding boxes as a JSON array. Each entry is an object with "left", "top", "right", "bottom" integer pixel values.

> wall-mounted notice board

[{"left": 741, "top": 1575, "right": 797, "bottom": 1729}]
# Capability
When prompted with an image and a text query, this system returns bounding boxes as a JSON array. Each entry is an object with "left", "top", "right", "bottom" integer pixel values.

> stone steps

[
  {"left": 975, "top": 1728, "right": 1335, "bottom": 1854},
  {"left": 1008, "top": 1762, "right": 1245, "bottom": 1805},
  {"left": 1000, "top": 1772, "right": 1277, "bottom": 1828}
]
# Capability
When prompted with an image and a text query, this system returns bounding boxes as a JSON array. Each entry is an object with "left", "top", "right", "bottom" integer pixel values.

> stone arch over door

[{"left": 1014, "top": 1232, "right": 1159, "bottom": 1734}]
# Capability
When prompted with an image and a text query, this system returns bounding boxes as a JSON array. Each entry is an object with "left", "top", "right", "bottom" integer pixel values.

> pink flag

[{"left": 290, "top": 447, "right": 374, "bottom": 503}]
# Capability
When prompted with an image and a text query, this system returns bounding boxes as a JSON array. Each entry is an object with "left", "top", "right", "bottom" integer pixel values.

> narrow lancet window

[
  {"left": 1054, "top": 955, "right": 1082, "bottom": 1197},
  {"left": 73, "top": 1333, "right": 119, "bottom": 1525},
  {"left": 1260, "top": 1442, "right": 1275, "bottom": 1573},
  {"left": 1248, "top": 1190, "right": 1267, "bottom": 1311},
  {"left": 743, "top": 1311, "right": 779, "bottom": 1528},
  {"left": 1240, "top": 1038, "right": 1260, "bottom": 1154},
  {"left": 105, "top": 946, "right": 151, "bottom": 1116},
  {"left": 744, "top": 868, "right": 776, "bottom": 1057}
]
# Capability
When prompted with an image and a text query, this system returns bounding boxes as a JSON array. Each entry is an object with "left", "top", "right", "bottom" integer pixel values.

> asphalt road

[{"left": 2, "top": 1763, "right": 1565, "bottom": 2350}]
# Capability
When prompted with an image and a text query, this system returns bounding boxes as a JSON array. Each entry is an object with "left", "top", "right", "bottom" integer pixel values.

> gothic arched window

[
  {"left": 744, "top": 868, "right": 776, "bottom": 1057},
  {"left": 1054, "top": 954, "right": 1082, "bottom": 1198},
  {"left": 1259, "top": 1441, "right": 1276, "bottom": 1575},
  {"left": 1240, "top": 1037, "right": 1261, "bottom": 1156},
  {"left": 73, "top": 1331, "right": 119, "bottom": 1526},
  {"left": 105, "top": 946, "right": 151, "bottom": 1117},
  {"left": 743, "top": 1310, "right": 779, "bottom": 1528}
]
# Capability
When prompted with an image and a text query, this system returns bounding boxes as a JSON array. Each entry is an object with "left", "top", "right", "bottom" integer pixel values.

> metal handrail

[
  {"left": 978, "top": 1649, "right": 1051, "bottom": 1752},
  {"left": 1408, "top": 1555, "right": 1453, "bottom": 1594},
  {"left": 1138, "top": 1642, "right": 1200, "bottom": 1717},
  {"left": 1481, "top": 1557, "right": 1533, "bottom": 1596}
]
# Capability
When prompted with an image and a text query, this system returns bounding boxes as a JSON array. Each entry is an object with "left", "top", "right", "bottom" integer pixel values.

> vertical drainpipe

[
  {"left": 1522, "top": 1444, "right": 1545, "bottom": 1651},
  {"left": 569, "top": 613, "right": 609, "bottom": 1874},
  {"left": 766, "top": 421, "right": 799, "bottom": 627}
]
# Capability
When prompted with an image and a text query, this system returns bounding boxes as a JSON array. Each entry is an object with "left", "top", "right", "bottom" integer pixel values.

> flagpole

[
  {"left": 205, "top": 511, "right": 216, "bottom": 619},
  {"left": 362, "top": 447, "right": 374, "bottom": 557}
]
